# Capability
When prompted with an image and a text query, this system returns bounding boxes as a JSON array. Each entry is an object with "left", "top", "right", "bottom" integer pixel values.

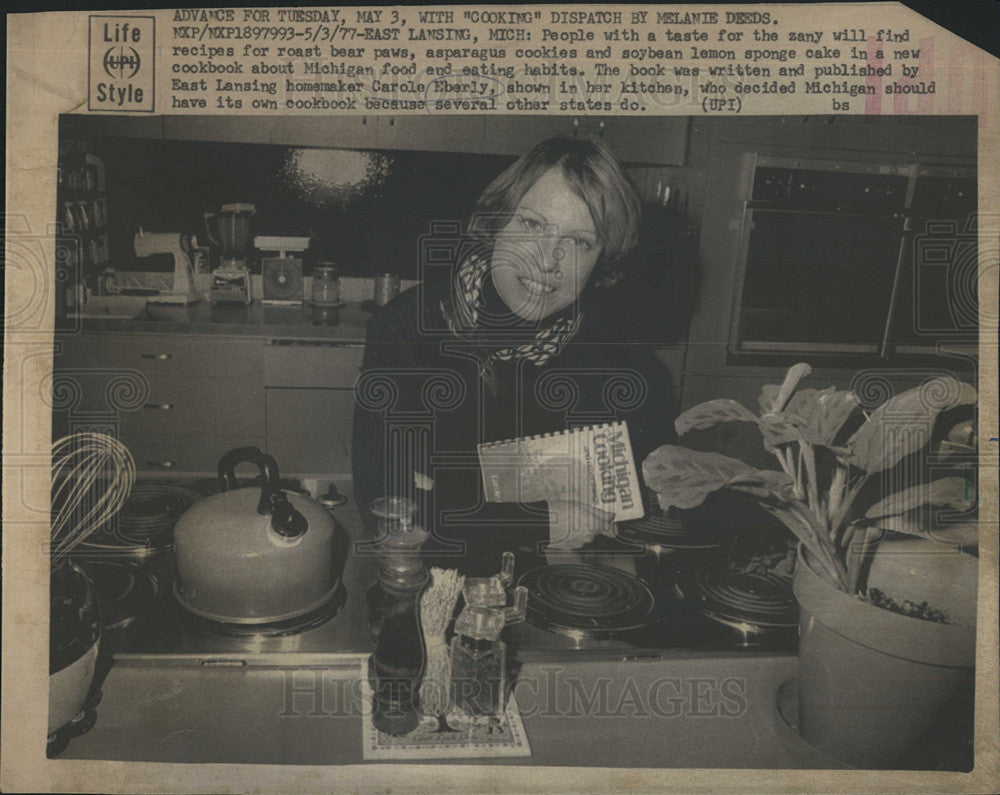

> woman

[{"left": 353, "top": 135, "right": 675, "bottom": 575}]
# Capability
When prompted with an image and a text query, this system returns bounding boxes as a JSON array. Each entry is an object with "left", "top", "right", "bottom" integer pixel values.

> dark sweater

[{"left": 351, "top": 276, "right": 676, "bottom": 575}]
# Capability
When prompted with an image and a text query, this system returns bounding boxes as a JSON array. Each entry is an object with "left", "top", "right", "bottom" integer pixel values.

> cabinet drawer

[
  {"left": 118, "top": 377, "right": 264, "bottom": 436},
  {"left": 58, "top": 334, "right": 264, "bottom": 378},
  {"left": 120, "top": 432, "right": 266, "bottom": 474},
  {"left": 263, "top": 343, "right": 363, "bottom": 389}
]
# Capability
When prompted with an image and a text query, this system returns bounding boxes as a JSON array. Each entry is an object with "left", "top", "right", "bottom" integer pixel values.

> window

[{"left": 730, "top": 156, "right": 977, "bottom": 358}]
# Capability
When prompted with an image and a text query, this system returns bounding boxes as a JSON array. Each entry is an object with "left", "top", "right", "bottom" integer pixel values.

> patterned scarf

[{"left": 443, "top": 253, "right": 582, "bottom": 392}]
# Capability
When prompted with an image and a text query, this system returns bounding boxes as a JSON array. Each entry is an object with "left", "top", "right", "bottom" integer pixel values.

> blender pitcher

[{"left": 204, "top": 203, "right": 256, "bottom": 270}]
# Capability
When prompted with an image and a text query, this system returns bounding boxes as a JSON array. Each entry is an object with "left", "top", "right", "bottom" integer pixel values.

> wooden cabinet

[
  {"left": 53, "top": 333, "right": 365, "bottom": 476},
  {"left": 481, "top": 116, "right": 578, "bottom": 156},
  {"left": 269, "top": 115, "right": 379, "bottom": 149},
  {"left": 162, "top": 115, "right": 275, "bottom": 144},
  {"left": 481, "top": 115, "right": 689, "bottom": 164},
  {"left": 262, "top": 342, "right": 364, "bottom": 475},
  {"left": 53, "top": 333, "right": 266, "bottom": 474},
  {"left": 586, "top": 117, "right": 689, "bottom": 165},
  {"left": 377, "top": 115, "right": 487, "bottom": 153},
  {"left": 265, "top": 388, "right": 356, "bottom": 475}
]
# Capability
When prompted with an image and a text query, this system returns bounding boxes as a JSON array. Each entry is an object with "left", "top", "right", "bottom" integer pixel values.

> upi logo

[
  {"left": 102, "top": 45, "right": 141, "bottom": 80},
  {"left": 89, "top": 16, "right": 155, "bottom": 112}
]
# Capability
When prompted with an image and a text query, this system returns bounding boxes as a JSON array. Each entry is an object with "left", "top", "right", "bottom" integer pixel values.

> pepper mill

[
  {"left": 365, "top": 496, "right": 429, "bottom": 643},
  {"left": 366, "top": 496, "right": 429, "bottom": 737}
]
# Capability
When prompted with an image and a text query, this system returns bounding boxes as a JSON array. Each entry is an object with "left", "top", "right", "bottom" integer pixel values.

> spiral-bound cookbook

[{"left": 477, "top": 421, "right": 645, "bottom": 522}]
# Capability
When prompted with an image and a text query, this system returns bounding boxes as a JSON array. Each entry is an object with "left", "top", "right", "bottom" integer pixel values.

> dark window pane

[{"left": 737, "top": 209, "right": 904, "bottom": 347}]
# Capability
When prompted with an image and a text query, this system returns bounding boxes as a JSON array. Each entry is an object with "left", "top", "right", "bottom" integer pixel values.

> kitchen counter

[
  {"left": 58, "top": 654, "right": 833, "bottom": 768},
  {"left": 60, "top": 300, "right": 374, "bottom": 343},
  {"left": 55, "top": 480, "right": 829, "bottom": 769}
]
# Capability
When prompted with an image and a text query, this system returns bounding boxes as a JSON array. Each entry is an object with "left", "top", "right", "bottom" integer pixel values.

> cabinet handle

[
  {"left": 141, "top": 353, "right": 173, "bottom": 360},
  {"left": 143, "top": 403, "right": 174, "bottom": 410},
  {"left": 146, "top": 460, "right": 176, "bottom": 468}
]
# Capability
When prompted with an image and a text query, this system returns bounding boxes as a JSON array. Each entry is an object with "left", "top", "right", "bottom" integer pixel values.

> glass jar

[{"left": 311, "top": 265, "right": 341, "bottom": 306}]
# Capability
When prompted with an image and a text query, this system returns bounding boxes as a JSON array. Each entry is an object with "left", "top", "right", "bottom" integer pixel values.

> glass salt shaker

[{"left": 449, "top": 552, "right": 528, "bottom": 721}]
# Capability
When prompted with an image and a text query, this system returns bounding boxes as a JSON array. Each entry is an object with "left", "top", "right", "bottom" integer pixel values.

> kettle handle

[
  {"left": 218, "top": 446, "right": 279, "bottom": 513},
  {"left": 217, "top": 447, "right": 308, "bottom": 538}
]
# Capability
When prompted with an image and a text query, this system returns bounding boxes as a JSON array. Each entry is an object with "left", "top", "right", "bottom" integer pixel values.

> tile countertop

[
  {"left": 58, "top": 654, "right": 835, "bottom": 768},
  {"left": 61, "top": 300, "right": 375, "bottom": 343}
]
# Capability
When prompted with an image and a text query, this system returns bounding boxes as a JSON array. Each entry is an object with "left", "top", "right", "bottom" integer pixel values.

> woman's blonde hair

[{"left": 472, "top": 135, "right": 641, "bottom": 280}]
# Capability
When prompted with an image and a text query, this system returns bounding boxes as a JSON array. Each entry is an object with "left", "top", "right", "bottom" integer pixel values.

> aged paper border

[{"left": 4, "top": 3, "right": 999, "bottom": 792}]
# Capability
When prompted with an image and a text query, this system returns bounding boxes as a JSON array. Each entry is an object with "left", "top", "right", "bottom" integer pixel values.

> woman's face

[{"left": 490, "top": 167, "right": 602, "bottom": 322}]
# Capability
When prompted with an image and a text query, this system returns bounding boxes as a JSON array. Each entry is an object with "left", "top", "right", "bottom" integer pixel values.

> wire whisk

[{"left": 51, "top": 432, "right": 136, "bottom": 564}]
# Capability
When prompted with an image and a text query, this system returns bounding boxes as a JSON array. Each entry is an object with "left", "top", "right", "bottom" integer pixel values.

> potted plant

[{"left": 643, "top": 363, "right": 978, "bottom": 768}]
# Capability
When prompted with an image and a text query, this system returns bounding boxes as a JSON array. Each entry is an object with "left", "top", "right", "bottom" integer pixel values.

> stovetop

[{"left": 74, "top": 479, "right": 798, "bottom": 664}]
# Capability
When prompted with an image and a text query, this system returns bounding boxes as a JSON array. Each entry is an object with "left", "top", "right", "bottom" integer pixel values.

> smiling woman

[{"left": 352, "top": 135, "right": 675, "bottom": 576}]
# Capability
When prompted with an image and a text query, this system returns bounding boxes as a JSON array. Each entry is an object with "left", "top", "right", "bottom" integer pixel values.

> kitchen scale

[{"left": 257, "top": 235, "right": 311, "bottom": 307}]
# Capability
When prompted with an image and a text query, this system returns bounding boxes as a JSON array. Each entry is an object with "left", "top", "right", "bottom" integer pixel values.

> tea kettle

[{"left": 173, "top": 447, "right": 344, "bottom": 624}]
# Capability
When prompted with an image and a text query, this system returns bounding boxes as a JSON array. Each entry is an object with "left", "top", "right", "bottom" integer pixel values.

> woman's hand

[{"left": 546, "top": 499, "right": 616, "bottom": 549}]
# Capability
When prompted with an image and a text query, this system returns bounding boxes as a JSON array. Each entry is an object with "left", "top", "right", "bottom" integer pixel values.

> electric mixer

[{"left": 132, "top": 229, "right": 199, "bottom": 305}]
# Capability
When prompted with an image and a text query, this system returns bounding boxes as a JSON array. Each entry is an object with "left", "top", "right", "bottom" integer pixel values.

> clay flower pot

[{"left": 792, "top": 541, "right": 976, "bottom": 769}]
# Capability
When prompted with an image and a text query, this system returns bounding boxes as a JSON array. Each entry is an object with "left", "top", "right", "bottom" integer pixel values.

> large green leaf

[
  {"left": 674, "top": 399, "right": 759, "bottom": 435},
  {"left": 845, "top": 379, "right": 977, "bottom": 473},
  {"left": 865, "top": 477, "right": 975, "bottom": 519},
  {"left": 786, "top": 388, "right": 859, "bottom": 447},
  {"left": 758, "top": 384, "right": 782, "bottom": 415},
  {"left": 727, "top": 470, "right": 798, "bottom": 504},
  {"left": 642, "top": 445, "right": 753, "bottom": 510},
  {"left": 755, "top": 412, "right": 803, "bottom": 452},
  {"left": 758, "top": 363, "right": 813, "bottom": 414}
]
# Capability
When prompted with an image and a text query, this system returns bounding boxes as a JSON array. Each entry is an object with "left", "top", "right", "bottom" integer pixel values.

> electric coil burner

[
  {"left": 616, "top": 513, "right": 724, "bottom": 553},
  {"left": 517, "top": 564, "right": 655, "bottom": 640},
  {"left": 673, "top": 563, "right": 798, "bottom": 648},
  {"left": 80, "top": 483, "right": 201, "bottom": 558},
  {"left": 693, "top": 568, "right": 798, "bottom": 628}
]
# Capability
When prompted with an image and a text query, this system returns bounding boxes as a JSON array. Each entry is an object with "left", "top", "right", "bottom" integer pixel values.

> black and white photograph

[
  {"left": 42, "top": 112, "right": 980, "bottom": 770},
  {"left": 3, "top": 3, "right": 998, "bottom": 792}
]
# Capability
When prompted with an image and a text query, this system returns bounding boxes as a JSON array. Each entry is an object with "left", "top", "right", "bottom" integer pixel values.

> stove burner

[
  {"left": 81, "top": 483, "right": 200, "bottom": 557},
  {"left": 176, "top": 583, "right": 347, "bottom": 639},
  {"left": 615, "top": 486, "right": 726, "bottom": 553},
  {"left": 616, "top": 513, "right": 723, "bottom": 551},
  {"left": 76, "top": 558, "right": 160, "bottom": 630},
  {"left": 692, "top": 567, "right": 798, "bottom": 628},
  {"left": 518, "top": 564, "right": 655, "bottom": 639}
]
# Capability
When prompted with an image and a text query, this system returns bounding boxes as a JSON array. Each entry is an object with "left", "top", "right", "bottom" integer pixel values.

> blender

[{"left": 204, "top": 203, "right": 255, "bottom": 305}]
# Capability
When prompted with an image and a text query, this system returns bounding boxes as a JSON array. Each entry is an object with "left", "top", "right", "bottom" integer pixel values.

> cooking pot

[{"left": 173, "top": 447, "right": 344, "bottom": 624}]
